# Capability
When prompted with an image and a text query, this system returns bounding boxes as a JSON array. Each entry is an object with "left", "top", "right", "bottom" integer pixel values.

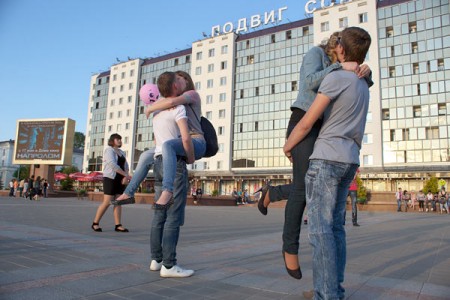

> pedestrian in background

[
  {"left": 9, "top": 179, "right": 14, "bottom": 197},
  {"left": 91, "top": 133, "right": 131, "bottom": 233},
  {"left": 402, "top": 190, "right": 410, "bottom": 212},
  {"left": 417, "top": 190, "right": 425, "bottom": 212},
  {"left": 396, "top": 187, "right": 403, "bottom": 212},
  {"left": 348, "top": 169, "right": 360, "bottom": 226},
  {"left": 19, "top": 179, "right": 25, "bottom": 197}
]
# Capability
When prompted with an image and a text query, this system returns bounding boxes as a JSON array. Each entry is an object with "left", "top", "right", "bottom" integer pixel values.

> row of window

[
  {"left": 108, "top": 96, "right": 134, "bottom": 106},
  {"left": 205, "top": 109, "right": 226, "bottom": 119},
  {"left": 384, "top": 149, "right": 449, "bottom": 163},
  {"left": 385, "top": 126, "right": 446, "bottom": 141},
  {"left": 205, "top": 93, "right": 227, "bottom": 104},
  {"left": 379, "top": 37, "right": 448, "bottom": 58},
  {"left": 378, "top": 0, "right": 443, "bottom": 20},
  {"left": 194, "top": 77, "right": 228, "bottom": 90},
  {"left": 95, "top": 83, "right": 134, "bottom": 97},
  {"left": 382, "top": 104, "right": 448, "bottom": 120},
  {"left": 236, "top": 47, "right": 304, "bottom": 67},
  {"left": 320, "top": 12, "right": 368, "bottom": 32},
  {"left": 380, "top": 81, "right": 448, "bottom": 99},
  {"left": 237, "top": 27, "right": 311, "bottom": 51},
  {"left": 94, "top": 69, "right": 137, "bottom": 88},
  {"left": 381, "top": 59, "right": 446, "bottom": 78},
  {"left": 195, "top": 45, "right": 228, "bottom": 60},
  {"left": 195, "top": 61, "right": 228, "bottom": 74},
  {"left": 108, "top": 109, "right": 133, "bottom": 119},
  {"left": 382, "top": 16, "right": 447, "bottom": 38}
]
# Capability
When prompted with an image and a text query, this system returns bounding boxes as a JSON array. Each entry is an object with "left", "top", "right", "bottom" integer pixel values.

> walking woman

[{"left": 91, "top": 133, "right": 131, "bottom": 232}]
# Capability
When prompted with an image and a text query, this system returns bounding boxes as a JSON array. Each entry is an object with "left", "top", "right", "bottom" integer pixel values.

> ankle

[{"left": 263, "top": 192, "right": 270, "bottom": 207}]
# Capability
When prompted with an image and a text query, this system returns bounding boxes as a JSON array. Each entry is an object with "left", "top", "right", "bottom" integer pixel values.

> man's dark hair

[
  {"left": 108, "top": 133, "right": 122, "bottom": 147},
  {"left": 157, "top": 72, "right": 176, "bottom": 97},
  {"left": 340, "top": 27, "right": 371, "bottom": 65}
]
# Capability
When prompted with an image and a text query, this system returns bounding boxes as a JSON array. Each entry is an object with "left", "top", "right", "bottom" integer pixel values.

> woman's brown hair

[
  {"left": 175, "top": 70, "right": 195, "bottom": 92},
  {"left": 108, "top": 133, "right": 122, "bottom": 147}
]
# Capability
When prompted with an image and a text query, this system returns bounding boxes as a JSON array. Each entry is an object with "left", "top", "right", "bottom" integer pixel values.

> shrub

[
  {"left": 60, "top": 179, "right": 74, "bottom": 191},
  {"left": 356, "top": 176, "right": 367, "bottom": 201},
  {"left": 423, "top": 176, "right": 439, "bottom": 194}
]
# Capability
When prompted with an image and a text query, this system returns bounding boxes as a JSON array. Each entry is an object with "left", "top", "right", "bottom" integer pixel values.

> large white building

[
  {"left": 83, "top": 0, "right": 449, "bottom": 195},
  {"left": 0, "top": 140, "right": 18, "bottom": 188}
]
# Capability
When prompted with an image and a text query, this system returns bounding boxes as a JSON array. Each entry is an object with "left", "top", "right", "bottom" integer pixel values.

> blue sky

[{"left": 0, "top": 0, "right": 312, "bottom": 142}]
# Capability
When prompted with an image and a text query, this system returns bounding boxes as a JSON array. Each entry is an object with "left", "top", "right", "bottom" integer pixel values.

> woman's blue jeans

[
  {"left": 161, "top": 137, "right": 205, "bottom": 193},
  {"left": 150, "top": 156, "right": 188, "bottom": 268},
  {"left": 123, "top": 149, "right": 155, "bottom": 197},
  {"left": 306, "top": 159, "right": 358, "bottom": 300},
  {"left": 123, "top": 137, "right": 205, "bottom": 197}
]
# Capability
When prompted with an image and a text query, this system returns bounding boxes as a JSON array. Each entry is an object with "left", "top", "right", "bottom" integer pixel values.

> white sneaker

[
  {"left": 149, "top": 260, "right": 162, "bottom": 271},
  {"left": 160, "top": 265, "right": 194, "bottom": 278}
]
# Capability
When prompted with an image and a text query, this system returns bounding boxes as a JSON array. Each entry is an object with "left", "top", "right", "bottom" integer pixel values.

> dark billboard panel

[{"left": 13, "top": 118, "right": 75, "bottom": 165}]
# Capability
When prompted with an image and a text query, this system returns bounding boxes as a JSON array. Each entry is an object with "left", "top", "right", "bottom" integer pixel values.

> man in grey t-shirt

[{"left": 283, "top": 27, "right": 371, "bottom": 300}]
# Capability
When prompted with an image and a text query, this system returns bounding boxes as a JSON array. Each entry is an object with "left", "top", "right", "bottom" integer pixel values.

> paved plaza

[{"left": 0, "top": 196, "right": 449, "bottom": 300}]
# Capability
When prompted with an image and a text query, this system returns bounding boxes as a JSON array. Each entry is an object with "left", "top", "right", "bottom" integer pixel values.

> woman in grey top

[
  {"left": 256, "top": 32, "right": 372, "bottom": 279},
  {"left": 91, "top": 133, "right": 131, "bottom": 232}
]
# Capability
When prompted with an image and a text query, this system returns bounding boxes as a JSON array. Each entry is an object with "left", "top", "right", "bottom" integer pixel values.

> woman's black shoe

[
  {"left": 152, "top": 198, "right": 174, "bottom": 210},
  {"left": 91, "top": 222, "right": 102, "bottom": 232},
  {"left": 110, "top": 197, "right": 135, "bottom": 206},
  {"left": 115, "top": 224, "right": 129, "bottom": 232},
  {"left": 256, "top": 185, "right": 269, "bottom": 215},
  {"left": 282, "top": 250, "right": 302, "bottom": 280}
]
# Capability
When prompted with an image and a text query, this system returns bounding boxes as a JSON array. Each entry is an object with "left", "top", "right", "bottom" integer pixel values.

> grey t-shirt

[{"left": 309, "top": 70, "right": 369, "bottom": 164}]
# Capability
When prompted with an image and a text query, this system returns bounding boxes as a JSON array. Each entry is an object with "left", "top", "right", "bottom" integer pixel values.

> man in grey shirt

[{"left": 283, "top": 27, "right": 371, "bottom": 300}]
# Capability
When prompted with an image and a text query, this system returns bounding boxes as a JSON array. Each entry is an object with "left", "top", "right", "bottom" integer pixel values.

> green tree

[
  {"left": 59, "top": 165, "right": 79, "bottom": 175},
  {"left": 423, "top": 176, "right": 439, "bottom": 193},
  {"left": 13, "top": 165, "right": 30, "bottom": 180},
  {"left": 74, "top": 132, "right": 85, "bottom": 149}
]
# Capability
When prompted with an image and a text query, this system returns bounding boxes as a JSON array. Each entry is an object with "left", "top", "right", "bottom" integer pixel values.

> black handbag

[{"left": 189, "top": 105, "right": 218, "bottom": 158}]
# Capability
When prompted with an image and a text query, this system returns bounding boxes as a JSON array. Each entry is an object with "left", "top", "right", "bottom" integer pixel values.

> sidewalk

[{"left": 0, "top": 196, "right": 449, "bottom": 299}]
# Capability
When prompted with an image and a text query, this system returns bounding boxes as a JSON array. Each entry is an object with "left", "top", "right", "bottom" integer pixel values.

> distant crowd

[
  {"left": 8, "top": 175, "right": 49, "bottom": 200},
  {"left": 395, "top": 187, "right": 449, "bottom": 214}
]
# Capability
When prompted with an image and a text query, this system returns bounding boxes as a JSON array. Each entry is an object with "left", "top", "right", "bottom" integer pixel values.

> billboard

[{"left": 13, "top": 118, "right": 76, "bottom": 165}]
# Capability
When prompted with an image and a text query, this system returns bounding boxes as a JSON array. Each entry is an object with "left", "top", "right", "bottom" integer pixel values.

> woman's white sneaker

[
  {"left": 160, "top": 265, "right": 194, "bottom": 278},
  {"left": 149, "top": 260, "right": 162, "bottom": 271}
]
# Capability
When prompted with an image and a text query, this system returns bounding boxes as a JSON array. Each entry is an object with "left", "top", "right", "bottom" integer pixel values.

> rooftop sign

[{"left": 211, "top": 7, "right": 287, "bottom": 37}]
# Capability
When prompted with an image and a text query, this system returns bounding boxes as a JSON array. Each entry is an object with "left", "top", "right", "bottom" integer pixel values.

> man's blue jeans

[
  {"left": 150, "top": 155, "right": 188, "bottom": 268},
  {"left": 306, "top": 159, "right": 358, "bottom": 300},
  {"left": 397, "top": 199, "right": 402, "bottom": 211}
]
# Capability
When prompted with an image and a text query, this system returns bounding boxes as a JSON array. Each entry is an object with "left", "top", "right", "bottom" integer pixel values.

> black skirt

[{"left": 103, "top": 175, "right": 125, "bottom": 196}]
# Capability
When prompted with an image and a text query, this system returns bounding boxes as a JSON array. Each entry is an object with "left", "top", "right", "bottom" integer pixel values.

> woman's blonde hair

[{"left": 319, "top": 31, "right": 340, "bottom": 64}]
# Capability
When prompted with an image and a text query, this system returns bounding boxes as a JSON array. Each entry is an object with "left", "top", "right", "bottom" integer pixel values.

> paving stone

[{"left": 0, "top": 197, "right": 449, "bottom": 299}]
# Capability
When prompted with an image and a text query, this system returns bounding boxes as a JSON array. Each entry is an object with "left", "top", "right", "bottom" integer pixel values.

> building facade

[
  {"left": 83, "top": 0, "right": 449, "bottom": 195},
  {"left": 0, "top": 140, "right": 18, "bottom": 188}
]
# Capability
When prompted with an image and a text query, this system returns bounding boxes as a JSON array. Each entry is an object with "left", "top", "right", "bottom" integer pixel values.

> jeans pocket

[{"left": 305, "top": 162, "right": 320, "bottom": 207}]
